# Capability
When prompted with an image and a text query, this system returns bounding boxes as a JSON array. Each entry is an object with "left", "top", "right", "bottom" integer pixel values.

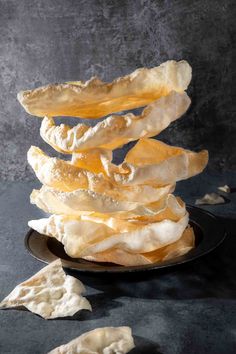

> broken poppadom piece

[
  {"left": 48, "top": 326, "right": 135, "bottom": 354},
  {"left": 0, "top": 259, "right": 91, "bottom": 319},
  {"left": 195, "top": 193, "right": 225, "bottom": 205},
  {"left": 218, "top": 185, "right": 230, "bottom": 193},
  {"left": 18, "top": 60, "right": 191, "bottom": 118}
]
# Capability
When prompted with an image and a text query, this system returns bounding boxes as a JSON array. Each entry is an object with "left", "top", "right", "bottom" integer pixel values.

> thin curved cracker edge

[
  {"left": 39, "top": 91, "right": 191, "bottom": 153},
  {"left": 27, "top": 139, "right": 208, "bottom": 192},
  {"left": 18, "top": 60, "right": 192, "bottom": 118}
]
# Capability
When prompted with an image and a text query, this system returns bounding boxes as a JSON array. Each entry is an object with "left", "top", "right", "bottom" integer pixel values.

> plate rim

[{"left": 24, "top": 205, "right": 227, "bottom": 273}]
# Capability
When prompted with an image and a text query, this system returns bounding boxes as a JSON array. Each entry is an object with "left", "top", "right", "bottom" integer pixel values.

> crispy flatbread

[
  {"left": 40, "top": 91, "right": 190, "bottom": 152},
  {"left": 218, "top": 185, "right": 230, "bottom": 193},
  {"left": 0, "top": 260, "right": 91, "bottom": 319},
  {"left": 195, "top": 193, "right": 225, "bottom": 205},
  {"left": 28, "top": 213, "right": 189, "bottom": 257},
  {"left": 48, "top": 326, "right": 135, "bottom": 354},
  {"left": 18, "top": 60, "right": 191, "bottom": 118},
  {"left": 28, "top": 139, "right": 207, "bottom": 191},
  {"left": 30, "top": 186, "right": 180, "bottom": 216},
  {"left": 85, "top": 227, "right": 195, "bottom": 266},
  {"left": 101, "top": 138, "right": 209, "bottom": 185}
]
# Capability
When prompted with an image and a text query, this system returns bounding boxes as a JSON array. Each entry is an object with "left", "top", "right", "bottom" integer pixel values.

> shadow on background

[
  {"left": 66, "top": 217, "right": 236, "bottom": 302},
  {"left": 50, "top": 293, "right": 123, "bottom": 322},
  {"left": 130, "top": 336, "right": 162, "bottom": 354}
]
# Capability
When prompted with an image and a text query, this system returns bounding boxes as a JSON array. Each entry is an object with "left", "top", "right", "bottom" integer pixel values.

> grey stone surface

[
  {"left": 0, "top": 175, "right": 236, "bottom": 353},
  {"left": 0, "top": 0, "right": 234, "bottom": 181}
]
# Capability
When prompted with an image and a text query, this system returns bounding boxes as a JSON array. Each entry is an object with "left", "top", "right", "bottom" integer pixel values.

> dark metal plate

[{"left": 24, "top": 205, "right": 226, "bottom": 273}]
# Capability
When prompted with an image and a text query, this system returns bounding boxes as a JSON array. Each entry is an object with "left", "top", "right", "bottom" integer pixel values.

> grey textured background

[
  {"left": 0, "top": 2, "right": 235, "bottom": 353},
  {"left": 0, "top": 0, "right": 234, "bottom": 181}
]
